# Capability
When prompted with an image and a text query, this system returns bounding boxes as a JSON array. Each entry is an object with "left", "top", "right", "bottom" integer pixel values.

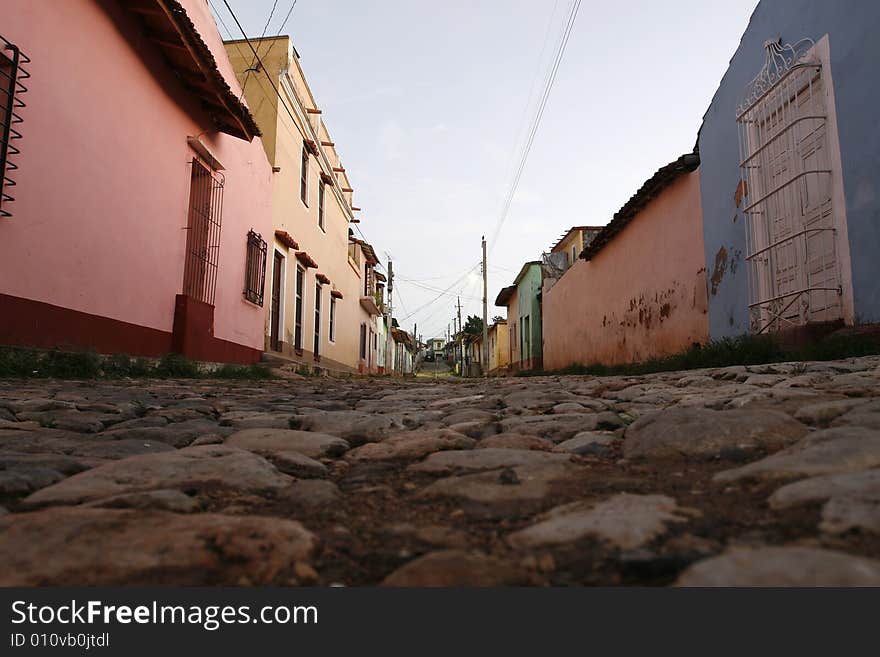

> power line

[
  {"left": 399, "top": 262, "right": 480, "bottom": 322},
  {"left": 397, "top": 277, "right": 482, "bottom": 302},
  {"left": 240, "top": 0, "right": 280, "bottom": 99},
  {"left": 487, "top": 0, "right": 583, "bottom": 254},
  {"left": 273, "top": 0, "right": 298, "bottom": 38},
  {"left": 410, "top": 262, "right": 485, "bottom": 336},
  {"left": 211, "top": 1, "right": 403, "bottom": 320},
  {"left": 213, "top": 0, "right": 386, "bottom": 263},
  {"left": 498, "top": 0, "right": 560, "bottom": 197}
]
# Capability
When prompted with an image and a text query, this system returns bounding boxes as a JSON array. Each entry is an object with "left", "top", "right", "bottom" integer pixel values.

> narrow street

[{"left": 2, "top": 357, "right": 879, "bottom": 586}]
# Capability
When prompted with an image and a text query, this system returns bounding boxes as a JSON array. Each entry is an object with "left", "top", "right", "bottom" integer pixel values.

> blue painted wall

[{"left": 698, "top": 0, "right": 880, "bottom": 337}]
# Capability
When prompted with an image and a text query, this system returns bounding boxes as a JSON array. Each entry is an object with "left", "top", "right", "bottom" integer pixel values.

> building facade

[
  {"left": 542, "top": 154, "right": 708, "bottom": 368},
  {"left": 547, "top": 226, "right": 603, "bottom": 274},
  {"left": 0, "top": 0, "right": 273, "bottom": 363},
  {"left": 698, "top": 0, "right": 880, "bottom": 338},
  {"left": 494, "top": 285, "right": 519, "bottom": 369},
  {"left": 486, "top": 320, "right": 509, "bottom": 374},
  {"left": 225, "top": 36, "right": 382, "bottom": 372},
  {"left": 497, "top": 262, "right": 545, "bottom": 371}
]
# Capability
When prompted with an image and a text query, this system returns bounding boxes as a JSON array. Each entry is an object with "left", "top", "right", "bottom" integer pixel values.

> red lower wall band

[{"left": 0, "top": 293, "right": 261, "bottom": 364}]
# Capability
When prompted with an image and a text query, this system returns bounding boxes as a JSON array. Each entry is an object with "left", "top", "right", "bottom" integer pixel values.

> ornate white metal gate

[{"left": 736, "top": 38, "right": 843, "bottom": 334}]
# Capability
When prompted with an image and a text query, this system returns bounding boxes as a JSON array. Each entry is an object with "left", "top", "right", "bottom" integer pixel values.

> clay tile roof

[
  {"left": 374, "top": 271, "right": 387, "bottom": 283},
  {"left": 320, "top": 171, "right": 334, "bottom": 185},
  {"left": 360, "top": 242, "right": 379, "bottom": 266},
  {"left": 391, "top": 328, "right": 413, "bottom": 347},
  {"left": 275, "top": 230, "right": 299, "bottom": 250},
  {"left": 316, "top": 273, "right": 331, "bottom": 285},
  {"left": 580, "top": 151, "right": 700, "bottom": 262},
  {"left": 494, "top": 285, "right": 517, "bottom": 307},
  {"left": 295, "top": 251, "right": 319, "bottom": 268},
  {"left": 331, "top": 290, "right": 343, "bottom": 299},
  {"left": 124, "top": 0, "right": 261, "bottom": 141}
]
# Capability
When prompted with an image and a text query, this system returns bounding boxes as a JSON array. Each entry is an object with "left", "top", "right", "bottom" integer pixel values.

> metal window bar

[
  {"left": 736, "top": 42, "right": 842, "bottom": 335},
  {"left": 182, "top": 158, "right": 224, "bottom": 305},
  {"left": 243, "top": 229, "right": 267, "bottom": 306},
  {"left": 1, "top": 34, "right": 30, "bottom": 218},
  {"left": 364, "top": 265, "right": 374, "bottom": 298}
]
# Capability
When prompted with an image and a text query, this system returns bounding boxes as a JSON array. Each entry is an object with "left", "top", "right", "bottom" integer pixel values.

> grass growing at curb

[
  {"left": 0, "top": 347, "right": 274, "bottom": 380},
  {"left": 517, "top": 332, "right": 880, "bottom": 378}
]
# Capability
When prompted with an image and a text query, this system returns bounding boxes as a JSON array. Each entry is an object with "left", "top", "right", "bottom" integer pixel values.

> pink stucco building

[
  {"left": 543, "top": 153, "right": 708, "bottom": 368},
  {"left": 0, "top": 0, "right": 273, "bottom": 363}
]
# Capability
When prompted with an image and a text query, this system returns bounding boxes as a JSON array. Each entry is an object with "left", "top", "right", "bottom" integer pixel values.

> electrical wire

[
  {"left": 240, "top": 0, "right": 280, "bottom": 99},
  {"left": 399, "top": 262, "right": 480, "bottom": 322},
  {"left": 498, "top": 0, "right": 560, "bottom": 199},
  {"left": 487, "top": 0, "right": 583, "bottom": 255},
  {"left": 212, "top": 0, "right": 390, "bottom": 264},
  {"left": 211, "top": 1, "right": 408, "bottom": 321}
]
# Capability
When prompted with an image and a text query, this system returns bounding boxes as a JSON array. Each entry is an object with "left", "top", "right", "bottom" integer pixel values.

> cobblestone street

[{"left": 2, "top": 357, "right": 880, "bottom": 586}]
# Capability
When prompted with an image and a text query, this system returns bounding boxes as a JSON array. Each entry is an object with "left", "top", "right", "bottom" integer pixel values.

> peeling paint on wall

[
  {"left": 734, "top": 179, "right": 748, "bottom": 209},
  {"left": 542, "top": 169, "right": 708, "bottom": 368},
  {"left": 729, "top": 248, "right": 742, "bottom": 276},
  {"left": 710, "top": 246, "right": 728, "bottom": 296}
]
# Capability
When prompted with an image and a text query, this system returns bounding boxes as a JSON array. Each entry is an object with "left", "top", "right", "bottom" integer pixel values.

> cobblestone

[{"left": 1, "top": 356, "right": 879, "bottom": 585}]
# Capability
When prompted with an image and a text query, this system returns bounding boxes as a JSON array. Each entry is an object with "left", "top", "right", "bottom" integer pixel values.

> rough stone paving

[{"left": 2, "top": 357, "right": 880, "bottom": 586}]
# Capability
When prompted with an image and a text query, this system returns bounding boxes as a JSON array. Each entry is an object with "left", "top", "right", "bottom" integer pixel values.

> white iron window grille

[{"left": 736, "top": 37, "right": 843, "bottom": 334}]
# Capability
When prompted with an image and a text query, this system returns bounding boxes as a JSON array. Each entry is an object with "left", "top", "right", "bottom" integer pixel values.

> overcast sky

[{"left": 210, "top": 0, "right": 759, "bottom": 340}]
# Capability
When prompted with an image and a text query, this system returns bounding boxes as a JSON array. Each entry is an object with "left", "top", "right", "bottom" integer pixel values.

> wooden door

[{"left": 270, "top": 251, "right": 283, "bottom": 352}]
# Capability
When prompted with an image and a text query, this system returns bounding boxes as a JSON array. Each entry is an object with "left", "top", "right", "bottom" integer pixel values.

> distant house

[
  {"left": 543, "top": 152, "right": 708, "bottom": 368},
  {"left": 390, "top": 327, "right": 414, "bottom": 374},
  {"left": 494, "top": 285, "right": 518, "bottom": 370},
  {"left": 426, "top": 338, "right": 445, "bottom": 361},
  {"left": 495, "top": 262, "right": 547, "bottom": 371},
  {"left": 698, "top": 1, "right": 880, "bottom": 337},
  {"left": 546, "top": 226, "right": 603, "bottom": 274},
  {"left": 0, "top": 0, "right": 273, "bottom": 363},
  {"left": 486, "top": 319, "right": 509, "bottom": 374}
]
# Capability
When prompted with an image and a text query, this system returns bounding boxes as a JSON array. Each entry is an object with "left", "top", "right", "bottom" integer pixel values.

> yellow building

[
  {"left": 487, "top": 320, "right": 509, "bottom": 374},
  {"left": 549, "top": 226, "right": 603, "bottom": 272},
  {"left": 224, "top": 36, "right": 383, "bottom": 372},
  {"left": 466, "top": 320, "right": 509, "bottom": 375}
]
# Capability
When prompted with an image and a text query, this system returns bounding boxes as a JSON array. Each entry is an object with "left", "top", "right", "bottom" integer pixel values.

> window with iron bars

[
  {"left": 1, "top": 34, "right": 29, "bottom": 218},
  {"left": 363, "top": 264, "right": 374, "bottom": 297},
  {"left": 243, "top": 229, "right": 267, "bottom": 306},
  {"left": 183, "top": 158, "right": 224, "bottom": 305}
]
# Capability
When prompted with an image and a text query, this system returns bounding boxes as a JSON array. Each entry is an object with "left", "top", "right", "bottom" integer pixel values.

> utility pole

[
  {"left": 482, "top": 235, "right": 489, "bottom": 377},
  {"left": 385, "top": 260, "right": 393, "bottom": 374},
  {"left": 413, "top": 322, "right": 417, "bottom": 374},
  {"left": 457, "top": 296, "right": 463, "bottom": 377}
]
